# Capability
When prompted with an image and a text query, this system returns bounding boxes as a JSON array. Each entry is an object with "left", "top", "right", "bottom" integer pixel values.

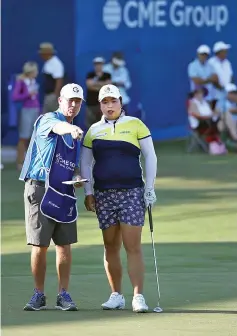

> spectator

[
  {"left": 208, "top": 41, "right": 234, "bottom": 109},
  {"left": 103, "top": 52, "right": 131, "bottom": 112},
  {"left": 188, "top": 87, "right": 219, "bottom": 130},
  {"left": 187, "top": 45, "right": 214, "bottom": 105},
  {"left": 223, "top": 84, "right": 237, "bottom": 141},
  {"left": 85, "top": 57, "right": 111, "bottom": 127},
  {"left": 188, "top": 87, "right": 227, "bottom": 154},
  {"left": 39, "top": 42, "right": 64, "bottom": 114},
  {"left": 12, "top": 61, "right": 40, "bottom": 170}
]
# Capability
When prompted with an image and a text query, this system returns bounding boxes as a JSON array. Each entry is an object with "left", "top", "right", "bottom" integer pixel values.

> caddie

[{"left": 19, "top": 83, "right": 84, "bottom": 311}]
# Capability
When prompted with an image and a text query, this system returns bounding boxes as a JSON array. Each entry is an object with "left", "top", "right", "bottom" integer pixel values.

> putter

[{"left": 148, "top": 204, "right": 163, "bottom": 313}]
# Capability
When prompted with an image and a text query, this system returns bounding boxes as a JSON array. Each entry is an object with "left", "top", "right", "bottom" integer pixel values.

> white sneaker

[
  {"left": 132, "top": 294, "right": 148, "bottom": 313},
  {"left": 101, "top": 292, "right": 125, "bottom": 310}
]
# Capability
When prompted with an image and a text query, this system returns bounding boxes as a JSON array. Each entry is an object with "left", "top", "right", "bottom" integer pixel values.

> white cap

[
  {"left": 98, "top": 84, "right": 121, "bottom": 102},
  {"left": 93, "top": 57, "right": 105, "bottom": 63},
  {"left": 213, "top": 41, "right": 231, "bottom": 53},
  {"left": 197, "top": 45, "right": 210, "bottom": 54},
  {"left": 60, "top": 83, "right": 85, "bottom": 100},
  {"left": 225, "top": 83, "right": 237, "bottom": 93}
]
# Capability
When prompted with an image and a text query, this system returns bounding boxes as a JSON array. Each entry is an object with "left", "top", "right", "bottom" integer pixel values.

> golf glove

[{"left": 144, "top": 187, "right": 157, "bottom": 208}]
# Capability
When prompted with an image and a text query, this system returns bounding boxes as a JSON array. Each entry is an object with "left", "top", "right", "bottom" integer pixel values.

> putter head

[{"left": 153, "top": 306, "right": 163, "bottom": 313}]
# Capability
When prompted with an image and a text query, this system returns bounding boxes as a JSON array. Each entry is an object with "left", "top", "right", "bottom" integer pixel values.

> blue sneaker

[
  {"left": 24, "top": 289, "right": 47, "bottom": 311},
  {"left": 55, "top": 289, "right": 78, "bottom": 311}
]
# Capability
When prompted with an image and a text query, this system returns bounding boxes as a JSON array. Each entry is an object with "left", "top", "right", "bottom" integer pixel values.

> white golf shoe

[
  {"left": 132, "top": 294, "right": 149, "bottom": 313},
  {"left": 101, "top": 292, "right": 125, "bottom": 310}
]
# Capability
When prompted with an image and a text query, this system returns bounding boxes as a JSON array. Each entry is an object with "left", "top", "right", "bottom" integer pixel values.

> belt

[{"left": 26, "top": 178, "right": 45, "bottom": 187}]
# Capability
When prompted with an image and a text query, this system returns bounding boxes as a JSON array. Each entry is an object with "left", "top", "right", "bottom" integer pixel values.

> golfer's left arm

[
  {"left": 139, "top": 136, "right": 157, "bottom": 207},
  {"left": 73, "top": 141, "right": 86, "bottom": 187},
  {"left": 80, "top": 147, "right": 94, "bottom": 196}
]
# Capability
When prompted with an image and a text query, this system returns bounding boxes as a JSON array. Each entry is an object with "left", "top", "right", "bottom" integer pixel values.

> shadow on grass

[
  {"left": 1, "top": 242, "right": 237, "bottom": 327},
  {"left": 164, "top": 309, "right": 237, "bottom": 314}
]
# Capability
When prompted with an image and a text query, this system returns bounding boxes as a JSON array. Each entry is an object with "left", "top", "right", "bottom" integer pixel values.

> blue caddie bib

[{"left": 34, "top": 114, "right": 79, "bottom": 223}]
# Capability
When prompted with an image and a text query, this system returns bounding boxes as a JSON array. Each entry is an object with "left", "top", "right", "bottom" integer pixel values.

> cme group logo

[
  {"left": 103, "top": 0, "right": 122, "bottom": 30},
  {"left": 102, "top": 0, "right": 229, "bottom": 32}
]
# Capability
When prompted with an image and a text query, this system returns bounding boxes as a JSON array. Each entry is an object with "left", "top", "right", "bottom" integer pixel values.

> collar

[
  {"left": 101, "top": 110, "right": 125, "bottom": 124},
  {"left": 214, "top": 56, "right": 226, "bottom": 63},
  {"left": 56, "top": 111, "right": 66, "bottom": 121}
]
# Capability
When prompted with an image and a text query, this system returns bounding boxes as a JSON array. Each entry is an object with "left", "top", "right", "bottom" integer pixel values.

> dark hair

[
  {"left": 188, "top": 86, "right": 208, "bottom": 99},
  {"left": 112, "top": 51, "right": 124, "bottom": 60}
]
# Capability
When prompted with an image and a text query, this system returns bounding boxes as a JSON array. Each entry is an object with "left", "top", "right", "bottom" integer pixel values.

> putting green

[{"left": 2, "top": 142, "right": 237, "bottom": 335}]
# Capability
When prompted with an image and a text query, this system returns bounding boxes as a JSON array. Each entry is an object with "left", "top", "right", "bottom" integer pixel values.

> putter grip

[{"left": 148, "top": 204, "right": 154, "bottom": 232}]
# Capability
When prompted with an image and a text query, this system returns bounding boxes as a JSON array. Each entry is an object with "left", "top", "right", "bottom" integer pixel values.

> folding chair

[
  {"left": 185, "top": 98, "right": 209, "bottom": 153},
  {"left": 186, "top": 128, "right": 209, "bottom": 153}
]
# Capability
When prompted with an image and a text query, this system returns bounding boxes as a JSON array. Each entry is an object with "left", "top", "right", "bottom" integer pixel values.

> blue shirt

[
  {"left": 188, "top": 59, "right": 214, "bottom": 101},
  {"left": 19, "top": 112, "right": 80, "bottom": 182}
]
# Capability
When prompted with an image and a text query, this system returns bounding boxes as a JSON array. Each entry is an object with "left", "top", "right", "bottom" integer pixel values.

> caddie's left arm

[{"left": 139, "top": 137, "right": 157, "bottom": 207}]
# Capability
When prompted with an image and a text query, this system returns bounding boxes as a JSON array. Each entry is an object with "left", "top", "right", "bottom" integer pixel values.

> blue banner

[{"left": 75, "top": 0, "right": 237, "bottom": 140}]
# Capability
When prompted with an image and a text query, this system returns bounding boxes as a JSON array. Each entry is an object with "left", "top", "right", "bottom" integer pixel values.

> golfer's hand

[
  {"left": 84, "top": 194, "right": 95, "bottom": 212},
  {"left": 144, "top": 187, "right": 157, "bottom": 208},
  {"left": 72, "top": 175, "right": 84, "bottom": 188},
  {"left": 71, "top": 125, "right": 83, "bottom": 140}
]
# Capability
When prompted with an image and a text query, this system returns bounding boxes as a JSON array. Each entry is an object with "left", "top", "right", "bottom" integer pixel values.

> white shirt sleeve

[
  {"left": 139, "top": 136, "right": 157, "bottom": 189},
  {"left": 80, "top": 146, "right": 94, "bottom": 195},
  {"left": 228, "top": 60, "right": 233, "bottom": 77},
  {"left": 43, "top": 57, "right": 65, "bottom": 78},
  {"left": 188, "top": 62, "right": 198, "bottom": 78},
  {"left": 52, "top": 59, "right": 64, "bottom": 78}
]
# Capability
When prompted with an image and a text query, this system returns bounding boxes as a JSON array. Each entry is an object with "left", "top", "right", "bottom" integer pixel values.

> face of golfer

[
  {"left": 58, "top": 96, "right": 82, "bottom": 122},
  {"left": 100, "top": 97, "right": 122, "bottom": 120}
]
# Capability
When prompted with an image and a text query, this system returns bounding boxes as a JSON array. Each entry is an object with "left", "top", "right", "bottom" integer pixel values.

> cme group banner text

[{"left": 76, "top": 0, "right": 236, "bottom": 140}]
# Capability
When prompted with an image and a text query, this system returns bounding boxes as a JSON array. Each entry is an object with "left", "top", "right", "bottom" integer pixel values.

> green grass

[{"left": 1, "top": 141, "right": 237, "bottom": 336}]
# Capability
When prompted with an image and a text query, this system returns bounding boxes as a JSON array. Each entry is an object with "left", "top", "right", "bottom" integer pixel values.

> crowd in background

[
  {"left": 4, "top": 39, "right": 237, "bottom": 171},
  {"left": 9, "top": 43, "right": 132, "bottom": 171},
  {"left": 187, "top": 41, "right": 237, "bottom": 154}
]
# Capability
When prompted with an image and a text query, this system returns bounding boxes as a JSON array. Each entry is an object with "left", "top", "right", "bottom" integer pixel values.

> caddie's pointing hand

[{"left": 71, "top": 125, "right": 83, "bottom": 140}]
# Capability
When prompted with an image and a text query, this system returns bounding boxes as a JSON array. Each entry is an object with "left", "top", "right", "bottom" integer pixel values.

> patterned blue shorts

[{"left": 94, "top": 187, "right": 145, "bottom": 230}]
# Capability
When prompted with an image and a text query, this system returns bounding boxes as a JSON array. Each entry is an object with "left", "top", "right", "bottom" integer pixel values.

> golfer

[
  {"left": 80, "top": 84, "right": 157, "bottom": 312},
  {"left": 19, "top": 83, "right": 85, "bottom": 311}
]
